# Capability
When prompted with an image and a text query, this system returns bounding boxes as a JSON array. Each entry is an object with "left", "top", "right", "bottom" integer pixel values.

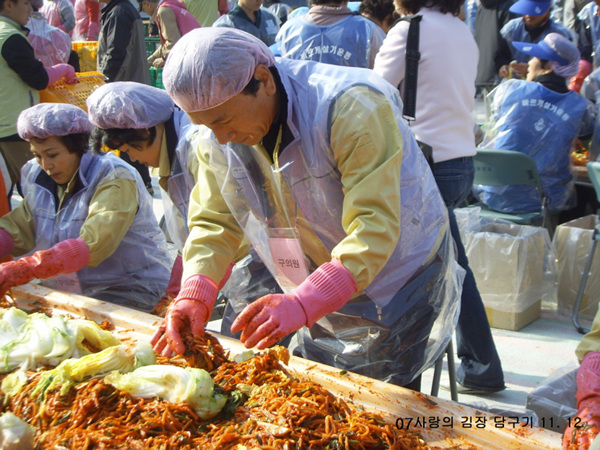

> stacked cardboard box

[{"left": 458, "top": 210, "right": 554, "bottom": 330}]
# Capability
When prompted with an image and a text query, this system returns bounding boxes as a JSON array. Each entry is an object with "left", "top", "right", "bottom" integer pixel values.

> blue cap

[
  {"left": 512, "top": 33, "right": 580, "bottom": 78},
  {"left": 513, "top": 37, "right": 568, "bottom": 65},
  {"left": 509, "top": 0, "right": 551, "bottom": 16}
]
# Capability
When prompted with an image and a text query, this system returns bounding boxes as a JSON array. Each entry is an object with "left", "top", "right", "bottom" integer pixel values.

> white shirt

[{"left": 374, "top": 7, "right": 479, "bottom": 163}]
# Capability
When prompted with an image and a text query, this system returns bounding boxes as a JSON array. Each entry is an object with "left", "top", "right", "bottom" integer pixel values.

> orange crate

[
  {"left": 39, "top": 71, "right": 106, "bottom": 112},
  {"left": 72, "top": 41, "right": 98, "bottom": 72}
]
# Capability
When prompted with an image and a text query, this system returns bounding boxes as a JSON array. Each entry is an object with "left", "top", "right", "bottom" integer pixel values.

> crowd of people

[{"left": 0, "top": 0, "right": 599, "bottom": 446}]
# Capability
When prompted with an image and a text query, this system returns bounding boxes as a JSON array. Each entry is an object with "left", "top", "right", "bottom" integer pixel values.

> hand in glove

[
  {"left": 151, "top": 273, "right": 218, "bottom": 356},
  {"left": 151, "top": 259, "right": 234, "bottom": 318},
  {"left": 151, "top": 254, "right": 184, "bottom": 317},
  {"left": 231, "top": 259, "right": 357, "bottom": 349},
  {"left": 563, "top": 352, "right": 600, "bottom": 449},
  {"left": 0, "top": 238, "right": 89, "bottom": 295},
  {"left": 568, "top": 60, "right": 593, "bottom": 93},
  {"left": 45, "top": 63, "right": 76, "bottom": 86}
]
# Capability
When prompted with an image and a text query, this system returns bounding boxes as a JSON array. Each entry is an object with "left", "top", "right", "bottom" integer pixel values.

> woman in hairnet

[
  {"left": 86, "top": 81, "right": 243, "bottom": 314},
  {"left": 152, "top": 27, "right": 463, "bottom": 390},
  {"left": 0, "top": 103, "right": 172, "bottom": 311}
]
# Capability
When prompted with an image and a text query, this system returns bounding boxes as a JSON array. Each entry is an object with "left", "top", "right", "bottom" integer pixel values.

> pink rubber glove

[
  {"left": 151, "top": 273, "right": 218, "bottom": 356},
  {"left": 45, "top": 63, "right": 76, "bottom": 86},
  {"left": 231, "top": 259, "right": 358, "bottom": 350},
  {"left": 563, "top": 352, "right": 600, "bottom": 449},
  {"left": 568, "top": 60, "right": 593, "bottom": 93},
  {"left": 0, "top": 229, "right": 14, "bottom": 259},
  {"left": 0, "top": 238, "right": 89, "bottom": 295}
]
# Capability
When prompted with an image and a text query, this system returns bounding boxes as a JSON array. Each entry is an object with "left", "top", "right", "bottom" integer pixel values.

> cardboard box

[
  {"left": 554, "top": 215, "right": 600, "bottom": 321},
  {"left": 462, "top": 221, "right": 550, "bottom": 331},
  {"left": 485, "top": 299, "right": 541, "bottom": 331}
]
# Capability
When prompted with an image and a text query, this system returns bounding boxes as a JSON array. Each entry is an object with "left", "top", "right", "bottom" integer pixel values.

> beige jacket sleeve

[
  {"left": 329, "top": 86, "right": 404, "bottom": 290},
  {"left": 79, "top": 177, "right": 139, "bottom": 267},
  {"left": 182, "top": 141, "right": 245, "bottom": 284}
]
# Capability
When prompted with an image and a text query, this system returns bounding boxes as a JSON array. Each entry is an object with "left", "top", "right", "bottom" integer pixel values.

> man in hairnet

[{"left": 151, "top": 27, "right": 463, "bottom": 390}]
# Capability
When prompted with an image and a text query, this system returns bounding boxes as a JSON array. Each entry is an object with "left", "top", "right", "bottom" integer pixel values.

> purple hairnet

[
  {"left": 30, "top": 0, "right": 43, "bottom": 10},
  {"left": 544, "top": 33, "right": 580, "bottom": 79},
  {"left": 17, "top": 103, "right": 92, "bottom": 140},
  {"left": 86, "top": 81, "right": 174, "bottom": 129},
  {"left": 163, "top": 28, "right": 276, "bottom": 112}
]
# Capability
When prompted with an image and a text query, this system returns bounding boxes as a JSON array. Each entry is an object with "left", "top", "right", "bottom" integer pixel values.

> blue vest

[
  {"left": 278, "top": 14, "right": 376, "bottom": 68},
  {"left": 477, "top": 79, "right": 590, "bottom": 212},
  {"left": 22, "top": 152, "right": 172, "bottom": 310}
]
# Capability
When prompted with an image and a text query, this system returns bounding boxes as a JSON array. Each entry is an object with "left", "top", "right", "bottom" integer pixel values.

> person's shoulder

[
  {"left": 578, "top": 1, "right": 595, "bottom": 18},
  {"left": 113, "top": 0, "right": 139, "bottom": 16},
  {"left": 548, "top": 19, "right": 575, "bottom": 38},
  {"left": 500, "top": 16, "right": 522, "bottom": 31},
  {"left": 259, "top": 7, "right": 278, "bottom": 21},
  {"left": 213, "top": 13, "right": 233, "bottom": 26}
]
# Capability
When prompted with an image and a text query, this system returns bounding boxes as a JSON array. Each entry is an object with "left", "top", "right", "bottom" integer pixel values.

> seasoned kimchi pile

[{"left": 0, "top": 307, "right": 437, "bottom": 449}]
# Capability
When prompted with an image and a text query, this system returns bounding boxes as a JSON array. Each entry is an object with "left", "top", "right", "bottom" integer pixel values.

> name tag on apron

[{"left": 268, "top": 228, "right": 309, "bottom": 292}]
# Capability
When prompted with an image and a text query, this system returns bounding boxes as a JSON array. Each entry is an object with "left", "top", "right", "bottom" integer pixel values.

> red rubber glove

[
  {"left": 45, "top": 63, "right": 76, "bottom": 86},
  {"left": 0, "top": 229, "right": 14, "bottom": 259},
  {"left": 231, "top": 259, "right": 358, "bottom": 350},
  {"left": 563, "top": 352, "right": 600, "bottom": 449},
  {"left": 0, "top": 238, "right": 89, "bottom": 295},
  {"left": 568, "top": 60, "right": 593, "bottom": 93},
  {"left": 151, "top": 273, "right": 218, "bottom": 356}
]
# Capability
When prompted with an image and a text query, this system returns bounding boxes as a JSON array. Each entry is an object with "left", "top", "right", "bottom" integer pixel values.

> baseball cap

[
  {"left": 509, "top": 0, "right": 551, "bottom": 16},
  {"left": 512, "top": 33, "right": 580, "bottom": 78}
]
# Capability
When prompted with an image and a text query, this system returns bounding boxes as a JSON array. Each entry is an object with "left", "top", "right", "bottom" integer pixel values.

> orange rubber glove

[
  {"left": 231, "top": 259, "right": 358, "bottom": 349},
  {"left": 0, "top": 238, "right": 89, "bottom": 295}
]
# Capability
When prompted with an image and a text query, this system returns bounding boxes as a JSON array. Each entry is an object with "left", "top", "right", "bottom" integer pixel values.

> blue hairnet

[
  {"left": 17, "top": 103, "right": 93, "bottom": 140},
  {"left": 86, "top": 81, "right": 175, "bottom": 129},
  {"left": 163, "top": 28, "right": 276, "bottom": 112}
]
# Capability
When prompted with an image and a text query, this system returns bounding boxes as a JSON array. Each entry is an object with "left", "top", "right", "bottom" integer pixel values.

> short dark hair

[
  {"left": 397, "top": 0, "right": 462, "bottom": 16},
  {"left": 359, "top": 0, "right": 398, "bottom": 27},
  {"left": 241, "top": 75, "right": 262, "bottom": 96},
  {"left": 90, "top": 126, "right": 157, "bottom": 154},
  {"left": 0, "top": 0, "right": 18, "bottom": 12},
  {"left": 30, "top": 133, "right": 90, "bottom": 157},
  {"left": 241, "top": 66, "right": 278, "bottom": 96}
]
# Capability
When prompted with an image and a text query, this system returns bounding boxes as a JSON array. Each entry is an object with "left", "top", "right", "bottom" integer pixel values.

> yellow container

[
  {"left": 39, "top": 71, "right": 106, "bottom": 112},
  {"left": 72, "top": 41, "right": 98, "bottom": 72}
]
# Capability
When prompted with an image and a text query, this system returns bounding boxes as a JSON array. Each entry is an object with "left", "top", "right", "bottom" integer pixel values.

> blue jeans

[{"left": 434, "top": 157, "right": 505, "bottom": 389}]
